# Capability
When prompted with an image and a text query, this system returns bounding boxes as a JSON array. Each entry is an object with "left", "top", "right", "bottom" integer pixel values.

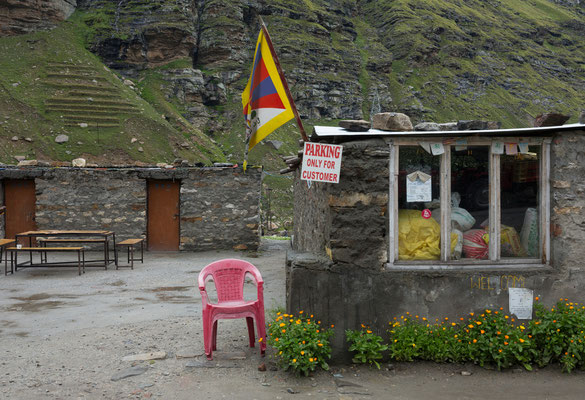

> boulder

[
  {"left": 14, "top": 155, "right": 25, "bottom": 162},
  {"left": 414, "top": 122, "right": 440, "bottom": 131},
  {"left": 372, "top": 112, "right": 413, "bottom": 131},
  {"left": 17, "top": 159, "right": 38, "bottom": 166},
  {"left": 457, "top": 120, "right": 501, "bottom": 130},
  {"left": 55, "top": 134, "right": 69, "bottom": 144},
  {"left": 438, "top": 122, "right": 458, "bottom": 131},
  {"left": 11, "top": 136, "right": 18, "bottom": 141},
  {"left": 339, "top": 119, "right": 370, "bottom": 132},
  {"left": 534, "top": 113, "right": 570, "bottom": 127},
  {"left": 265, "top": 140, "right": 284, "bottom": 150},
  {"left": 72, "top": 158, "right": 86, "bottom": 168}
]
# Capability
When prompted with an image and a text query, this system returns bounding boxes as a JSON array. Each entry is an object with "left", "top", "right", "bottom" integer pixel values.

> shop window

[{"left": 388, "top": 138, "right": 550, "bottom": 268}]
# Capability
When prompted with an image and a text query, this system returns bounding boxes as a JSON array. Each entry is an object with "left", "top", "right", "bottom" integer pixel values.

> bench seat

[
  {"left": 5, "top": 246, "right": 85, "bottom": 275},
  {"left": 116, "top": 238, "right": 144, "bottom": 269}
]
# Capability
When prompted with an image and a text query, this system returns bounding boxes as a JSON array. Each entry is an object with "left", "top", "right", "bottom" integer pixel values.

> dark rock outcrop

[{"left": 0, "top": 0, "right": 76, "bottom": 35}]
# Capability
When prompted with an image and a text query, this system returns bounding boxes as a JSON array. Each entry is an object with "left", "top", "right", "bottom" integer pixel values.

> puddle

[
  {"left": 155, "top": 293, "right": 197, "bottom": 304},
  {"left": 5, "top": 300, "right": 67, "bottom": 312},
  {"left": 1, "top": 320, "right": 18, "bottom": 328},
  {"left": 148, "top": 286, "right": 193, "bottom": 292},
  {"left": 10, "top": 293, "right": 79, "bottom": 301}
]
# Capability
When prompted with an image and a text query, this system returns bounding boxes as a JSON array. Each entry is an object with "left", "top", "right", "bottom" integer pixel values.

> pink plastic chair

[{"left": 198, "top": 259, "right": 266, "bottom": 360}]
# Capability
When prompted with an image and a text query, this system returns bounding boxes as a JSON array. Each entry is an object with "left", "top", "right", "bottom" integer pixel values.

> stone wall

[
  {"left": 0, "top": 166, "right": 261, "bottom": 251},
  {"left": 289, "top": 129, "right": 585, "bottom": 361}
]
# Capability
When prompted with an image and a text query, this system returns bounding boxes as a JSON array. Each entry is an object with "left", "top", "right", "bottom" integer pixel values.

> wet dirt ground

[{"left": 2, "top": 239, "right": 585, "bottom": 399}]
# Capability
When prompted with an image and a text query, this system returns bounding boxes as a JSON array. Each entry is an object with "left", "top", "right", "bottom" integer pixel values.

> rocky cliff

[{"left": 1, "top": 0, "right": 585, "bottom": 167}]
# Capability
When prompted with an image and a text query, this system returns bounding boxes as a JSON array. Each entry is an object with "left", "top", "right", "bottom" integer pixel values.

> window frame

[{"left": 386, "top": 136, "right": 551, "bottom": 270}]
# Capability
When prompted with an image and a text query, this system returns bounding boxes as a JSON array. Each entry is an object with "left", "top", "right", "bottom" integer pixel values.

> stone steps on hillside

[
  {"left": 46, "top": 73, "right": 108, "bottom": 81},
  {"left": 64, "top": 123, "right": 119, "bottom": 128},
  {"left": 47, "top": 98, "right": 136, "bottom": 107},
  {"left": 46, "top": 106, "right": 140, "bottom": 114},
  {"left": 43, "top": 82, "right": 118, "bottom": 91}
]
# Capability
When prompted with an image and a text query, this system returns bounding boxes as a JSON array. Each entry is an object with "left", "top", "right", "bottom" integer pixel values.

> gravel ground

[{"left": 2, "top": 239, "right": 585, "bottom": 399}]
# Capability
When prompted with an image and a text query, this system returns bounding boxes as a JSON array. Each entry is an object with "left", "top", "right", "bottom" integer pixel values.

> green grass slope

[{"left": 0, "top": 19, "right": 224, "bottom": 165}]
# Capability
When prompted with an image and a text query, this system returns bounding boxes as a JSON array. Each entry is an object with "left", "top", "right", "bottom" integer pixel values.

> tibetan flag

[{"left": 242, "top": 29, "right": 294, "bottom": 169}]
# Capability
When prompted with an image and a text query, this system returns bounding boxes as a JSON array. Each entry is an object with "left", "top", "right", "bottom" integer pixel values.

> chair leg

[
  {"left": 246, "top": 317, "right": 256, "bottom": 348},
  {"left": 212, "top": 320, "right": 218, "bottom": 351},
  {"left": 255, "top": 310, "right": 267, "bottom": 355},
  {"left": 203, "top": 312, "right": 213, "bottom": 360}
]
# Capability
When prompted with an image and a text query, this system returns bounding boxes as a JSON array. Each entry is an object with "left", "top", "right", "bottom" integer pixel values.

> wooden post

[{"left": 259, "top": 17, "right": 309, "bottom": 142}]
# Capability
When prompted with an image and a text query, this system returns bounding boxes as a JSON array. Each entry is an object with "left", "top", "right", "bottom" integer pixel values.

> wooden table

[{"left": 14, "top": 230, "right": 117, "bottom": 270}]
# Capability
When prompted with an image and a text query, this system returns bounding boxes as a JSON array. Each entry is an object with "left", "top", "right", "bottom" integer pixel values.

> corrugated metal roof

[{"left": 313, "top": 123, "right": 585, "bottom": 138}]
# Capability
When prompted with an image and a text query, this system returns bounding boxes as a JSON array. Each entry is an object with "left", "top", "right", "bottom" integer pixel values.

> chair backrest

[{"left": 199, "top": 259, "right": 261, "bottom": 302}]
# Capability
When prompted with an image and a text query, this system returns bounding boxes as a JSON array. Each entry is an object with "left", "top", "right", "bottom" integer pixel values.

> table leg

[
  {"left": 103, "top": 236, "right": 108, "bottom": 270},
  {"left": 113, "top": 233, "right": 118, "bottom": 267},
  {"left": 130, "top": 246, "right": 134, "bottom": 270},
  {"left": 77, "top": 250, "right": 81, "bottom": 276}
]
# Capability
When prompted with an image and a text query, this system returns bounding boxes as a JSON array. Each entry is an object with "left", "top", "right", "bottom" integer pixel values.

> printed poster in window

[{"left": 406, "top": 171, "right": 432, "bottom": 203}]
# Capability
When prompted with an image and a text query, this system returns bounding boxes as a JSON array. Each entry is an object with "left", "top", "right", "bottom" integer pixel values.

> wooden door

[
  {"left": 4, "top": 179, "right": 37, "bottom": 240},
  {"left": 147, "top": 180, "right": 180, "bottom": 251}
]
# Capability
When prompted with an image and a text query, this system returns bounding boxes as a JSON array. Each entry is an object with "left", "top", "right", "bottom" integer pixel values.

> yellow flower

[
  {"left": 293, "top": 359, "right": 297, "bottom": 363},
  {"left": 318, "top": 343, "right": 323, "bottom": 347},
  {"left": 279, "top": 351, "right": 282, "bottom": 354},
  {"left": 468, "top": 324, "right": 474, "bottom": 329},
  {"left": 519, "top": 325, "right": 525, "bottom": 330},
  {"left": 280, "top": 323, "right": 285, "bottom": 327},
  {"left": 486, "top": 310, "right": 491, "bottom": 314},
  {"left": 480, "top": 330, "right": 485, "bottom": 334},
  {"left": 277, "top": 312, "right": 281, "bottom": 316},
  {"left": 310, "top": 314, "right": 313, "bottom": 318},
  {"left": 470, "top": 312, "right": 474, "bottom": 316},
  {"left": 361, "top": 324, "right": 366, "bottom": 328},
  {"left": 475, "top": 321, "right": 482, "bottom": 325},
  {"left": 412, "top": 343, "right": 416, "bottom": 347},
  {"left": 296, "top": 320, "right": 301, "bottom": 325},
  {"left": 367, "top": 330, "right": 372, "bottom": 334},
  {"left": 505, "top": 316, "right": 509, "bottom": 319},
  {"left": 498, "top": 349, "right": 502, "bottom": 353},
  {"left": 452, "top": 323, "right": 456, "bottom": 327},
  {"left": 258, "top": 338, "right": 263, "bottom": 342},
  {"left": 422, "top": 317, "right": 427, "bottom": 321},
  {"left": 301, "top": 351, "right": 305, "bottom": 355},
  {"left": 299, "top": 310, "right": 304, "bottom": 314},
  {"left": 309, "top": 358, "right": 313, "bottom": 362},
  {"left": 519, "top": 338, "right": 525, "bottom": 343}
]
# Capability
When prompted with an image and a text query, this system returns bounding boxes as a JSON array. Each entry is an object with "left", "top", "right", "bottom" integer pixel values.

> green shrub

[
  {"left": 529, "top": 298, "right": 585, "bottom": 368},
  {"left": 459, "top": 309, "right": 534, "bottom": 370},
  {"left": 346, "top": 325, "right": 388, "bottom": 369},
  {"left": 267, "top": 311, "right": 334, "bottom": 376}
]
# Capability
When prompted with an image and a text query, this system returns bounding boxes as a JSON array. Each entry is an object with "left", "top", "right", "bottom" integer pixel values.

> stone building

[
  {"left": 287, "top": 121, "right": 585, "bottom": 359},
  {"left": 0, "top": 165, "right": 261, "bottom": 251}
]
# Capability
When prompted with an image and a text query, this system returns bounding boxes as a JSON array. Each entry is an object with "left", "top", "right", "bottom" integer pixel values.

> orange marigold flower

[
  {"left": 422, "top": 317, "right": 427, "bottom": 321},
  {"left": 499, "top": 349, "right": 502, "bottom": 353},
  {"left": 452, "top": 323, "right": 456, "bottom": 327},
  {"left": 480, "top": 330, "right": 485, "bottom": 334},
  {"left": 282, "top": 329, "right": 286, "bottom": 333},
  {"left": 331, "top": 324, "right": 335, "bottom": 328},
  {"left": 258, "top": 338, "right": 263, "bottom": 342},
  {"left": 299, "top": 310, "right": 304, "bottom": 314},
  {"left": 468, "top": 324, "right": 474, "bottom": 329},
  {"left": 473, "top": 339, "right": 477, "bottom": 343},
  {"left": 535, "top": 297, "right": 539, "bottom": 301},
  {"left": 361, "top": 324, "right": 366, "bottom": 328},
  {"left": 302, "top": 340, "right": 305, "bottom": 344},
  {"left": 310, "top": 314, "right": 313, "bottom": 318},
  {"left": 476, "top": 321, "right": 482, "bottom": 325},
  {"left": 412, "top": 343, "right": 416, "bottom": 347},
  {"left": 470, "top": 312, "right": 474, "bottom": 316},
  {"left": 505, "top": 316, "right": 509, "bottom": 319},
  {"left": 280, "top": 323, "right": 285, "bottom": 327},
  {"left": 301, "top": 351, "right": 305, "bottom": 355},
  {"left": 519, "top": 338, "right": 525, "bottom": 343},
  {"left": 293, "top": 359, "right": 297, "bottom": 363},
  {"left": 275, "top": 338, "right": 279, "bottom": 342},
  {"left": 504, "top": 342, "right": 508, "bottom": 345},
  {"left": 505, "top": 335, "right": 509, "bottom": 339},
  {"left": 367, "top": 330, "right": 372, "bottom": 334},
  {"left": 445, "top": 317, "right": 449, "bottom": 321},
  {"left": 318, "top": 343, "right": 323, "bottom": 347},
  {"left": 309, "top": 358, "right": 313, "bottom": 362}
]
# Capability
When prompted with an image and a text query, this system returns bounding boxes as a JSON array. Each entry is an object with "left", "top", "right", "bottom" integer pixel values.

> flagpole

[{"left": 259, "top": 17, "right": 309, "bottom": 143}]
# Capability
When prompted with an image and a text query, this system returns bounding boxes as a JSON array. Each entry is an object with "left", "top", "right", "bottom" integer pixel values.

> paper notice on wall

[
  {"left": 518, "top": 142, "right": 530, "bottom": 154},
  {"left": 430, "top": 142, "right": 445, "bottom": 155},
  {"left": 505, "top": 143, "right": 518, "bottom": 155},
  {"left": 455, "top": 139, "right": 468, "bottom": 151},
  {"left": 406, "top": 171, "right": 432, "bottom": 202},
  {"left": 509, "top": 288, "right": 533, "bottom": 320},
  {"left": 491, "top": 141, "right": 504, "bottom": 154}
]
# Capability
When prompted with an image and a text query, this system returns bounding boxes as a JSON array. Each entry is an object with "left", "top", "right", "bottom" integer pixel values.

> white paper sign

[
  {"left": 418, "top": 141, "right": 431, "bottom": 154},
  {"left": 430, "top": 142, "right": 445, "bottom": 155},
  {"left": 509, "top": 288, "right": 533, "bottom": 320},
  {"left": 406, "top": 172, "right": 432, "bottom": 202},
  {"left": 301, "top": 142, "right": 343, "bottom": 183},
  {"left": 491, "top": 141, "right": 504, "bottom": 154}
]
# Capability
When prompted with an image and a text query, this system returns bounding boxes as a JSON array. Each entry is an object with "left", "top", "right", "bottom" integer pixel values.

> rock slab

[
  {"left": 339, "top": 120, "right": 370, "bottom": 132},
  {"left": 534, "top": 113, "right": 570, "bottom": 127},
  {"left": 122, "top": 351, "right": 167, "bottom": 362}
]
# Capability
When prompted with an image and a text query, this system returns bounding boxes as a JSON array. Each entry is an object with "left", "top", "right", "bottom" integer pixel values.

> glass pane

[
  {"left": 451, "top": 146, "right": 490, "bottom": 260},
  {"left": 501, "top": 146, "right": 539, "bottom": 258},
  {"left": 398, "top": 146, "right": 441, "bottom": 260}
]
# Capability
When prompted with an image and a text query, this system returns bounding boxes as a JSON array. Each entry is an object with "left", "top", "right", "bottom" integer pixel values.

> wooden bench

[
  {"left": 0, "top": 238, "right": 15, "bottom": 265},
  {"left": 116, "top": 239, "right": 144, "bottom": 270},
  {"left": 37, "top": 238, "right": 109, "bottom": 268},
  {"left": 5, "top": 247, "right": 85, "bottom": 276}
]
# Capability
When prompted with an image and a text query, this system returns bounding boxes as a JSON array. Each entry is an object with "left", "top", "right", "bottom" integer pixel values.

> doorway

[
  {"left": 4, "top": 179, "right": 37, "bottom": 240},
  {"left": 147, "top": 180, "right": 180, "bottom": 251}
]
